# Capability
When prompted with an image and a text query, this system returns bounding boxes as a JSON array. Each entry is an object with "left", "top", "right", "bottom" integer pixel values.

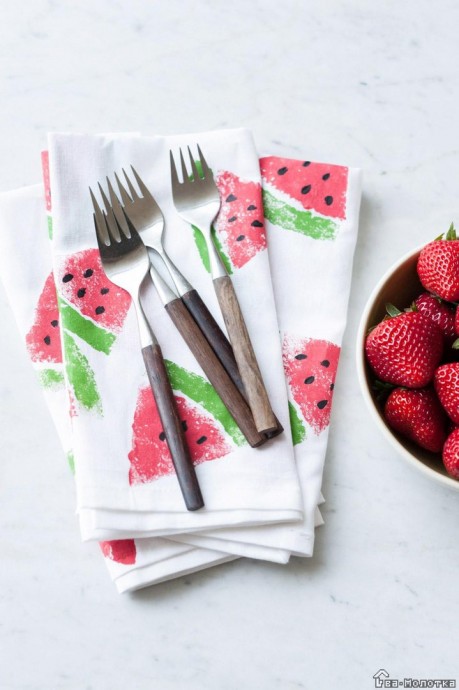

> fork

[
  {"left": 170, "top": 145, "right": 278, "bottom": 436},
  {"left": 112, "top": 166, "right": 245, "bottom": 397},
  {"left": 90, "top": 187, "right": 204, "bottom": 511},
  {"left": 102, "top": 175, "right": 264, "bottom": 448}
]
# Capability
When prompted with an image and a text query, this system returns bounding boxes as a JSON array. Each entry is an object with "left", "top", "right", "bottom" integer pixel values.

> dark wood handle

[
  {"left": 165, "top": 298, "right": 265, "bottom": 448},
  {"left": 182, "top": 289, "right": 283, "bottom": 440},
  {"left": 182, "top": 289, "right": 245, "bottom": 393},
  {"left": 213, "top": 276, "right": 278, "bottom": 435},
  {"left": 142, "top": 343, "right": 204, "bottom": 511}
]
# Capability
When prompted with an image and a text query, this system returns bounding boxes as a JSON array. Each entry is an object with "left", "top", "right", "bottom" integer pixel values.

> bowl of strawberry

[{"left": 357, "top": 224, "right": 459, "bottom": 490}]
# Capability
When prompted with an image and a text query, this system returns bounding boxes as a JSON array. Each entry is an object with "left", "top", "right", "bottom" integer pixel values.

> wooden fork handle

[
  {"left": 213, "top": 276, "right": 278, "bottom": 435},
  {"left": 182, "top": 289, "right": 283, "bottom": 440},
  {"left": 142, "top": 343, "right": 204, "bottom": 511},
  {"left": 181, "top": 289, "right": 244, "bottom": 392},
  {"left": 165, "top": 298, "right": 265, "bottom": 448}
]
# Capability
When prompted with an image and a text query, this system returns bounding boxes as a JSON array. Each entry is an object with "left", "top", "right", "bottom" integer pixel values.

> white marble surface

[{"left": 0, "top": 1, "right": 458, "bottom": 688}]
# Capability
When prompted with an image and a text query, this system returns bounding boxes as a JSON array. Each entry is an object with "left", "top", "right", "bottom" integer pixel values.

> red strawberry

[
  {"left": 417, "top": 224, "right": 459, "bottom": 301},
  {"left": 442, "top": 428, "right": 459, "bottom": 479},
  {"left": 433, "top": 363, "right": 459, "bottom": 424},
  {"left": 365, "top": 305, "right": 443, "bottom": 388},
  {"left": 384, "top": 387, "right": 447, "bottom": 452},
  {"left": 414, "top": 293, "right": 456, "bottom": 345}
]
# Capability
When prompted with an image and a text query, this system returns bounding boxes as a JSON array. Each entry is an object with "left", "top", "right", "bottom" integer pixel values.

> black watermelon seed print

[
  {"left": 58, "top": 248, "right": 131, "bottom": 332},
  {"left": 128, "top": 386, "right": 231, "bottom": 484},
  {"left": 26, "top": 272, "right": 63, "bottom": 364},
  {"left": 283, "top": 334, "right": 340, "bottom": 435},
  {"left": 214, "top": 171, "right": 267, "bottom": 269},
  {"left": 260, "top": 156, "right": 348, "bottom": 220}
]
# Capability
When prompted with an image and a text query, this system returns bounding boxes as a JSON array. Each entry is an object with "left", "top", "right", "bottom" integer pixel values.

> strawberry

[
  {"left": 433, "top": 363, "right": 459, "bottom": 424},
  {"left": 365, "top": 305, "right": 443, "bottom": 388},
  {"left": 417, "top": 224, "right": 459, "bottom": 302},
  {"left": 414, "top": 293, "right": 456, "bottom": 345},
  {"left": 442, "top": 428, "right": 459, "bottom": 479},
  {"left": 384, "top": 387, "right": 447, "bottom": 452}
]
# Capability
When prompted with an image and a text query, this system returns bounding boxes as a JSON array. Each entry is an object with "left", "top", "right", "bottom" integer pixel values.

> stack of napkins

[{"left": 0, "top": 129, "right": 361, "bottom": 592}]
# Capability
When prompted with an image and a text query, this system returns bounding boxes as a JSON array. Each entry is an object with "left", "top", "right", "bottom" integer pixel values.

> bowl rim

[{"left": 356, "top": 243, "right": 459, "bottom": 492}]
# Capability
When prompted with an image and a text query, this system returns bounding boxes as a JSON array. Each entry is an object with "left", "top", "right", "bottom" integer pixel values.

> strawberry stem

[
  {"left": 446, "top": 222, "right": 457, "bottom": 241},
  {"left": 453, "top": 338, "right": 459, "bottom": 350},
  {"left": 385, "top": 303, "right": 402, "bottom": 318}
]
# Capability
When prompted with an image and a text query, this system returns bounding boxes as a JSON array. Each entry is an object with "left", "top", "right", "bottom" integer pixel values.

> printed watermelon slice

[
  {"left": 26, "top": 272, "right": 62, "bottom": 364},
  {"left": 41, "top": 150, "right": 52, "bottom": 213},
  {"left": 129, "top": 388, "right": 232, "bottom": 484},
  {"left": 215, "top": 171, "right": 267, "bottom": 269},
  {"left": 57, "top": 248, "right": 131, "bottom": 333},
  {"left": 260, "top": 157, "right": 349, "bottom": 241},
  {"left": 283, "top": 334, "right": 340, "bottom": 435},
  {"left": 261, "top": 157, "right": 348, "bottom": 219},
  {"left": 100, "top": 539, "right": 137, "bottom": 565}
]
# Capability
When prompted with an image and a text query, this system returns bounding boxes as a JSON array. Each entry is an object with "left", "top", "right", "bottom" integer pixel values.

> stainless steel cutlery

[
  {"left": 88, "top": 144, "right": 282, "bottom": 509},
  {"left": 101, "top": 172, "right": 264, "bottom": 448},
  {"left": 90, "top": 188, "right": 204, "bottom": 512},
  {"left": 170, "top": 145, "right": 278, "bottom": 436}
]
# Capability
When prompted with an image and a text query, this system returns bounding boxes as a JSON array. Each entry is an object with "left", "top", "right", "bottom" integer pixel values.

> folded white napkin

[
  {"left": 0, "top": 130, "right": 362, "bottom": 592},
  {"left": 167, "top": 155, "right": 362, "bottom": 559},
  {"left": 46, "top": 129, "right": 303, "bottom": 539}
]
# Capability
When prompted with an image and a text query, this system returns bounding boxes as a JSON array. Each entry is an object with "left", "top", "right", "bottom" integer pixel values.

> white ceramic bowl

[{"left": 356, "top": 245, "right": 459, "bottom": 491}]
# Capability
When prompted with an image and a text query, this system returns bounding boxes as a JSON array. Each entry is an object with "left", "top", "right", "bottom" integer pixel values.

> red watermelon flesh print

[
  {"left": 215, "top": 171, "right": 267, "bottom": 269},
  {"left": 100, "top": 539, "right": 136, "bottom": 565},
  {"left": 57, "top": 248, "right": 131, "bottom": 332},
  {"left": 283, "top": 334, "right": 340, "bottom": 435},
  {"left": 26, "top": 272, "right": 62, "bottom": 364},
  {"left": 129, "top": 387, "right": 231, "bottom": 484},
  {"left": 41, "top": 150, "right": 52, "bottom": 212},
  {"left": 260, "top": 157, "right": 348, "bottom": 220}
]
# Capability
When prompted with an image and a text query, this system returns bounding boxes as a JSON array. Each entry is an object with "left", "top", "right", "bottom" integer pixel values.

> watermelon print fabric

[
  {"left": 26, "top": 271, "right": 63, "bottom": 365},
  {"left": 192, "top": 170, "right": 267, "bottom": 273},
  {"left": 0, "top": 130, "right": 361, "bottom": 591},
  {"left": 129, "top": 388, "right": 232, "bottom": 484},
  {"left": 260, "top": 157, "right": 349, "bottom": 241},
  {"left": 100, "top": 539, "right": 137, "bottom": 565},
  {"left": 283, "top": 334, "right": 341, "bottom": 437}
]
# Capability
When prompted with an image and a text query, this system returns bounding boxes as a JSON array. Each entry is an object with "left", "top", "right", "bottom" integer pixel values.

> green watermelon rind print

[
  {"left": 288, "top": 401, "right": 306, "bottom": 446},
  {"left": 262, "top": 189, "right": 338, "bottom": 240},
  {"left": 38, "top": 368, "right": 65, "bottom": 390},
  {"left": 191, "top": 224, "right": 233, "bottom": 276},
  {"left": 63, "top": 330, "right": 102, "bottom": 414},
  {"left": 58, "top": 296, "right": 116, "bottom": 355},
  {"left": 67, "top": 450, "right": 75, "bottom": 474},
  {"left": 165, "top": 360, "right": 246, "bottom": 447}
]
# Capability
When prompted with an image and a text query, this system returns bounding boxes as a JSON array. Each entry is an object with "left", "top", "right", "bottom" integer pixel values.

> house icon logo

[{"left": 373, "top": 669, "right": 392, "bottom": 688}]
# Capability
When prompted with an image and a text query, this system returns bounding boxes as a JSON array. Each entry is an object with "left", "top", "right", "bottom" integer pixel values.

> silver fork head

[
  {"left": 112, "top": 166, "right": 164, "bottom": 235},
  {"left": 169, "top": 144, "right": 221, "bottom": 229},
  {"left": 90, "top": 185, "right": 150, "bottom": 295}
]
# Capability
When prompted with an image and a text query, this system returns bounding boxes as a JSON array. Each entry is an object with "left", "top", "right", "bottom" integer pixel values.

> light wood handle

[
  {"left": 165, "top": 298, "right": 265, "bottom": 448},
  {"left": 182, "top": 289, "right": 245, "bottom": 393},
  {"left": 142, "top": 343, "right": 204, "bottom": 511},
  {"left": 213, "top": 276, "right": 278, "bottom": 435},
  {"left": 182, "top": 289, "right": 283, "bottom": 440}
]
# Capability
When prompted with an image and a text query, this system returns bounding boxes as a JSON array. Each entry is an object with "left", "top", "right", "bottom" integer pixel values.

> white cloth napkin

[
  {"left": 46, "top": 129, "right": 303, "bottom": 539},
  {"left": 0, "top": 130, "right": 362, "bottom": 592},
  {"left": 166, "top": 155, "right": 362, "bottom": 559}
]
